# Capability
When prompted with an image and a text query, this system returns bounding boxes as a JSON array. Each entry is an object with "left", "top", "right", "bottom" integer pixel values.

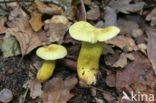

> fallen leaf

[
  {"left": 104, "top": 51, "right": 120, "bottom": 66},
  {"left": 113, "top": 53, "right": 128, "bottom": 68},
  {"left": 147, "top": 28, "right": 156, "bottom": 74},
  {"left": 42, "top": 75, "right": 78, "bottom": 103},
  {"left": 65, "top": 7, "right": 77, "bottom": 20},
  {"left": 38, "top": 31, "right": 49, "bottom": 42},
  {"left": 34, "top": 0, "right": 63, "bottom": 15},
  {"left": 102, "top": 90, "right": 116, "bottom": 102},
  {"left": 126, "top": 53, "right": 135, "bottom": 61},
  {"left": 52, "top": 0, "right": 75, "bottom": 20},
  {"left": 51, "top": 0, "right": 73, "bottom": 11},
  {"left": 84, "top": 0, "right": 91, "bottom": 5},
  {"left": 0, "top": 17, "right": 7, "bottom": 34},
  {"left": 18, "top": 89, "right": 28, "bottom": 103},
  {"left": 146, "top": 8, "right": 156, "bottom": 26},
  {"left": 105, "top": 36, "right": 138, "bottom": 52},
  {"left": 7, "top": 7, "right": 41, "bottom": 55},
  {"left": 131, "top": 28, "right": 143, "bottom": 38},
  {"left": 102, "top": 44, "right": 115, "bottom": 55},
  {"left": 105, "top": 73, "right": 116, "bottom": 87},
  {"left": 0, "top": 5, "right": 8, "bottom": 16},
  {"left": 130, "top": 81, "right": 156, "bottom": 103},
  {"left": 117, "top": 18, "right": 139, "bottom": 35},
  {"left": 95, "top": 21, "right": 105, "bottom": 28},
  {"left": 87, "top": 6, "right": 100, "bottom": 20},
  {"left": 116, "top": 52, "right": 154, "bottom": 91},
  {"left": 95, "top": 98, "right": 105, "bottom": 103},
  {"left": 1, "top": 32, "right": 21, "bottom": 58},
  {"left": 28, "top": 79, "right": 43, "bottom": 99},
  {"left": 29, "top": 12, "right": 44, "bottom": 31},
  {"left": 64, "top": 33, "right": 80, "bottom": 45},
  {"left": 44, "top": 15, "right": 71, "bottom": 44},
  {"left": 104, "top": 7, "right": 117, "bottom": 27},
  {"left": 113, "top": 53, "right": 134, "bottom": 68},
  {"left": 138, "top": 43, "right": 147, "bottom": 55},
  {"left": 77, "top": 0, "right": 87, "bottom": 21},
  {"left": 109, "top": 0, "right": 145, "bottom": 14}
]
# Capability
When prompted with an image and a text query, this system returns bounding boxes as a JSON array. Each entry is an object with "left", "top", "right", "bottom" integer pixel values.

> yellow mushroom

[
  {"left": 69, "top": 21, "right": 120, "bottom": 85},
  {"left": 36, "top": 44, "right": 67, "bottom": 82}
]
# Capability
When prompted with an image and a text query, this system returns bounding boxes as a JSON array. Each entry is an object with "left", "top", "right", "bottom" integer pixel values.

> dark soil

[{"left": 0, "top": 56, "right": 29, "bottom": 103}]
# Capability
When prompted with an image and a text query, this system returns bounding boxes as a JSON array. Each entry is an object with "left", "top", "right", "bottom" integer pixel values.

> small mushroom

[
  {"left": 69, "top": 21, "right": 120, "bottom": 85},
  {"left": 36, "top": 44, "right": 67, "bottom": 82}
]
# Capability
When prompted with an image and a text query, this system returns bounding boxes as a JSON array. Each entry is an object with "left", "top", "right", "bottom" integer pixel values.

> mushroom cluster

[{"left": 36, "top": 21, "right": 120, "bottom": 85}]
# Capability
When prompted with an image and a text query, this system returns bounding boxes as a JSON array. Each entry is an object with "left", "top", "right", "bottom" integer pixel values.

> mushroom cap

[
  {"left": 36, "top": 44, "right": 67, "bottom": 60},
  {"left": 69, "top": 21, "right": 120, "bottom": 43}
]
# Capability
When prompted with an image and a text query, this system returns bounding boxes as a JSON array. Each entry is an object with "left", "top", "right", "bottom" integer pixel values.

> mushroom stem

[
  {"left": 37, "top": 60, "right": 56, "bottom": 82},
  {"left": 77, "top": 42, "right": 104, "bottom": 85}
]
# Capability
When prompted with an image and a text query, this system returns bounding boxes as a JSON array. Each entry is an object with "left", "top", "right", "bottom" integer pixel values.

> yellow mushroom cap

[
  {"left": 69, "top": 21, "right": 120, "bottom": 43},
  {"left": 36, "top": 44, "right": 67, "bottom": 60}
]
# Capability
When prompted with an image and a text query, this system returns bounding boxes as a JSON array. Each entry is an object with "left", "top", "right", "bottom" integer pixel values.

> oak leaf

[
  {"left": 7, "top": 7, "right": 41, "bottom": 55},
  {"left": 28, "top": 79, "right": 43, "bottom": 99},
  {"left": 44, "top": 15, "right": 71, "bottom": 44},
  {"left": 29, "top": 12, "right": 44, "bottom": 32},
  {"left": 42, "top": 75, "right": 78, "bottom": 103},
  {"left": 34, "top": 0, "right": 63, "bottom": 15},
  {"left": 105, "top": 36, "right": 138, "bottom": 51}
]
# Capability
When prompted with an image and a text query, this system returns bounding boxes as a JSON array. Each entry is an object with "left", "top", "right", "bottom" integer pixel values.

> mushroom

[
  {"left": 36, "top": 44, "right": 67, "bottom": 82},
  {"left": 69, "top": 21, "right": 120, "bottom": 85}
]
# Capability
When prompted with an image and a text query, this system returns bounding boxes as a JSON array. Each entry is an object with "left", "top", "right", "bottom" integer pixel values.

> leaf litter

[
  {"left": 0, "top": 0, "right": 156, "bottom": 103},
  {"left": 42, "top": 75, "right": 78, "bottom": 103},
  {"left": 7, "top": 7, "right": 42, "bottom": 55}
]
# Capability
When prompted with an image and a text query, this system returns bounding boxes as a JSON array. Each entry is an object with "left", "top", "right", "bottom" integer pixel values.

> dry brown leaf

[
  {"left": 29, "top": 12, "right": 44, "bottom": 31},
  {"left": 105, "top": 73, "right": 116, "bottom": 87},
  {"left": 104, "top": 51, "right": 120, "bottom": 66},
  {"left": 147, "top": 28, "right": 156, "bottom": 74},
  {"left": 102, "top": 90, "right": 116, "bottom": 102},
  {"left": 87, "top": 6, "right": 100, "bottom": 20},
  {"left": 104, "top": 7, "right": 117, "bottom": 27},
  {"left": 113, "top": 53, "right": 128, "bottom": 68},
  {"left": 34, "top": 0, "right": 63, "bottom": 15},
  {"left": 38, "top": 31, "right": 49, "bottom": 42},
  {"left": 109, "top": 0, "right": 145, "bottom": 14},
  {"left": 7, "top": 7, "right": 41, "bottom": 55},
  {"left": 42, "top": 75, "right": 78, "bottom": 103},
  {"left": 105, "top": 36, "right": 138, "bottom": 52},
  {"left": 131, "top": 81, "right": 156, "bottom": 103},
  {"left": 117, "top": 18, "right": 139, "bottom": 35},
  {"left": 146, "top": 8, "right": 156, "bottom": 26},
  {"left": 138, "top": 43, "right": 147, "bottom": 55},
  {"left": 116, "top": 52, "right": 153, "bottom": 91},
  {"left": 102, "top": 44, "right": 115, "bottom": 55},
  {"left": 28, "top": 79, "right": 43, "bottom": 99},
  {"left": 44, "top": 15, "right": 71, "bottom": 44},
  {"left": 113, "top": 53, "right": 135, "bottom": 68},
  {"left": 131, "top": 28, "right": 143, "bottom": 38},
  {"left": 84, "top": 0, "right": 91, "bottom": 5},
  {"left": 77, "top": 0, "right": 87, "bottom": 21},
  {"left": 0, "top": 17, "right": 7, "bottom": 34}
]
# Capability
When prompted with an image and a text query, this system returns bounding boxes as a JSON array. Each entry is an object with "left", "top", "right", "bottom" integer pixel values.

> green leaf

[{"left": 1, "top": 32, "right": 21, "bottom": 58}]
